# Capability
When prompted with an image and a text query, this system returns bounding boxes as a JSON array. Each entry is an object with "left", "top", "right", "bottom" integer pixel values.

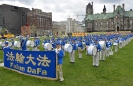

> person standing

[
  {"left": 11, "top": 39, "right": 14, "bottom": 49},
  {"left": 36, "top": 37, "right": 40, "bottom": 50},
  {"left": 106, "top": 39, "right": 111, "bottom": 57},
  {"left": 93, "top": 39, "right": 101, "bottom": 67},
  {"left": 51, "top": 39, "right": 56, "bottom": 51},
  {"left": 61, "top": 39, "right": 66, "bottom": 56},
  {"left": 55, "top": 42, "right": 64, "bottom": 82},
  {"left": 69, "top": 39, "right": 77, "bottom": 63},
  {"left": 32, "top": 37, "right": 39, "bottom": 51},
  {"left": 100, "top": 38, "right": 106, "bottom": 61},
  {"left": 43, "top": 39, "right": 48, "bottom": 51},
  {"left": 78, "top": 40, "right": 83, "bottom": 59},
  {"left": 2, "top": 42, "right": 10, "bottom": 50},
  {"left": 85, "top": 39, "right": 90, "bottom": 55},
  {"left": 20, "top": 37, "right": 28, "bottom": 51},
  {"left": 114, "top": 38, "right": 119, "bottom": 52},
  {"left": 118, "top": 37, "right": 123, "bottom": 49}
]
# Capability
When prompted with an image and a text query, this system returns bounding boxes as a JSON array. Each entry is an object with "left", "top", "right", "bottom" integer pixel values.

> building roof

[
  {"left": 1, "top": 4, "right": 30, "bottom": 10},
  {"left": 114, "top": 5, "right": 124, "bottom": 15},
  {"left": 85, "top": 5, "right": 133, "bottom": 21},
  {"left": 85, "top": 13, "right": 113, "bottom": 20}
]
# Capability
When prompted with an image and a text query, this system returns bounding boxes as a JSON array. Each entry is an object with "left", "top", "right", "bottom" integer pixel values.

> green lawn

[{"left": 0, "top": 40, "right": 133, "bottom": 86}]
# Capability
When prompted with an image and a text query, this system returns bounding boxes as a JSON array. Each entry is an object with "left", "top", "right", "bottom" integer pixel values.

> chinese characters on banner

[{"left": 4, "top": 49, "right": 57, "bottom": 80}]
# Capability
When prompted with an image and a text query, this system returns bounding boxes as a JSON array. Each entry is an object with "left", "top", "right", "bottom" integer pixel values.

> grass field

[{"left": 0, "top": 40, "right": 133, "bottom": 86}]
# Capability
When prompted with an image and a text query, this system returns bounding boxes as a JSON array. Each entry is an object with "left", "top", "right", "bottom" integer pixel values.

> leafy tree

[
  {"left": 30, "top": 25, "right": 37, "bottom": 37},
  {"left": 0, "top": 28, "right": 8, "bottom": 36}
]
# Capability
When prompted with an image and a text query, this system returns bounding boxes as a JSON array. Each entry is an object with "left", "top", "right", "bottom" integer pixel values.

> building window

[
  {"left": 95, "top": 22, "right": 97, "bottom": 26},
  {"left": 111, "top": 22, "right": 113, "bottom": 25},
  {"left": 130, "top": 20, "right": 132, "bottom": 24},
  {"left": 107, "top": 21, "right": 109, "bottom": 26},
  {"left": 14, "top": 6, "right": 18, "bottom": 10},
  {"left": 101, "top": 22, "right": 103, "bottom": 26}
]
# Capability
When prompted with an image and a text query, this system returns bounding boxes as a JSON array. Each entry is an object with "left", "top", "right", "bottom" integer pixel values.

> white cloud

[{"left": 0, "top": 0, "right": 132, "bottom": 21}]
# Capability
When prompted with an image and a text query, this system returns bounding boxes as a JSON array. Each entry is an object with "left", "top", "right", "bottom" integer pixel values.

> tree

[
  {"left": 0, "top": 28, "right": 8, "bottom": 36},
  {"left": 30, "top": 25, "right": 37, "bottom": 37}
]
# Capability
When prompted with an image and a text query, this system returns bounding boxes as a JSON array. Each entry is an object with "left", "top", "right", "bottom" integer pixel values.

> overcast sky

[{"left": 0, "top": 0, "right": 133, "bottom": 21}]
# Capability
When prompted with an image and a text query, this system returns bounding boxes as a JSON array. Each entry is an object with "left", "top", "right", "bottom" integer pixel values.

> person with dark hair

[
  {"left": 100, "top": 38, "right": 106, "bottom": 61},
  {"left": 55, "top": 42, "right": 64, "bottom": 82},
  {"left": 70, "top": 39, "right": 77, "bottom": 63},
  {"left": 20, "top": 37, "right": 28, "bottom": 51},
  {"left": 11, "top": 39, "right": 14, "bottom": 49},
  {"left": 61, "top": 39, "right": 66, "bottom": 56},
  {"left": 33, "top": 37, "right": 39, "bottom": 51},
  {"left": 85, "top": 39, "right": 90, "bottom": 55},
  {"left": 3, "top": 42, "right": 10, "bottom": 50},
  {"left": 106, "top": 38, "right": 112, "bottom": 57},
  {"left": 93, "top": 39, "right": 101, "bottom": 67},
  {"left": 114, "top": 38, "right": 119, "bottom": 52},
  {"left": 51, "top": 39, "right": 56, "bottom": 51},
  {"left": 78, "top": 40, "right": 83, "bottom": 59}
]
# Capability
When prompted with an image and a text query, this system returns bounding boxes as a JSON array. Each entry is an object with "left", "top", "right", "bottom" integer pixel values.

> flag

[{"left": 26, "top": 23, "right": 29, "bottom": 27}]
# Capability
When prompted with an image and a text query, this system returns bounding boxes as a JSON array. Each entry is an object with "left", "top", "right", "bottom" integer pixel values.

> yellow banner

[
  {"left": 4, "top": 34, "right": 15, "bottom": 38},
  {"left": 72, "top": 33, "right": 86, "bottom": 37}
]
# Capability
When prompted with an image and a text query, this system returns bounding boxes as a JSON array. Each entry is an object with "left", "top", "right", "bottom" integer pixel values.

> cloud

[
  {"left": 1, "top": 0, "right": 34, "bottom": 5},
  {"left": 96, "top": 0, "right": 123, "bottom": 3},
  {"left": 0, "top": 0, "right": 132, "bottom": 21}
]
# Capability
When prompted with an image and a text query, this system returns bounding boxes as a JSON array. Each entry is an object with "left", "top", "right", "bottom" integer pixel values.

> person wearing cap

[
  {"left": 118, "top": 37, "right": 123, "bottom": 49},
  {"left": 113, "top": 38, "right": 119, "bottom": 52},
  {"left": 43, "top": 39, "right": 47, "bottom": 44},
  {"left": 3, "top": 42, "right": 10, "bottom": 50},
  {"left": 61, "top": 39, "right": 66, "bottom": 56},
  {"left": 51, "top": 39, "right": 56, "bottom": 51},
  {"left": 37, "top": 37, "right": 41, "bottom": 47},
  {"left": 55, "top": 42, "right": 64, "bottom": 82},
  {"left": 11, "top": 39, "right": 14, "bottom": 49},
  {"left": 70, "top": 39, "right": 77, "bottom": 63},
  {"left": 20, "top": 37, "right": 28, "bottom": 51},
  {"left": 106, "top": 39, "right": 112, "bottom": 57},
  {"left": 33, "top": 37, "right": 39, "bottom": 51},
  {"left": 43, "top": 39, "right": 47, "bottom": 51},
  {"left": 85, "top": 39, "right": 90, "bottom": 55},
  {"left": 93, "top": 39, "right": 101, "bottom": 67},
  {"left": 77, "top": 40, "right": 83, "bottom": 59},
  {"left": 100, "top": 38, "right": 106, "bottom": 61}
]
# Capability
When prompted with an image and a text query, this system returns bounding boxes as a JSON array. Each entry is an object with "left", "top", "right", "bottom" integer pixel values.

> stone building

[
  {"left": 85, "top": 2, "right": 133, "bottom": 32},
  {"left": 52, "top": 21, "right": 66, "bottom": 36},
  {"left": 66, "top": 18, "right": 85, "bottom": 34},
  {"left": 66, "top": 18, "right": 77, "bottom": 33},
  {"left": 52, "top": 18, "right": 85, "bottom": 36},
  {"left": 27, "top": 8, "right": 52, "bottom": 36},
  {"left": 76, "top": 21, "right": 85, "bottom": 32},
  {"left": 0, "top": 4, "right": 30, "bottom": 35}
]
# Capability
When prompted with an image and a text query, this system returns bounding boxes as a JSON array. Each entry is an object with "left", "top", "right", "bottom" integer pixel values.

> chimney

[
  {"left": 113, "top": 5, "right": 115, "bottom": 12},
  {"left": 92, "top": 2, "right": 93, "bottom": 6},
  {"left": 92, "top": 2, "right": 93, "bottom": 14},
  {"left": 122, "top": 3, "right": 125, "bottom": 10}
]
